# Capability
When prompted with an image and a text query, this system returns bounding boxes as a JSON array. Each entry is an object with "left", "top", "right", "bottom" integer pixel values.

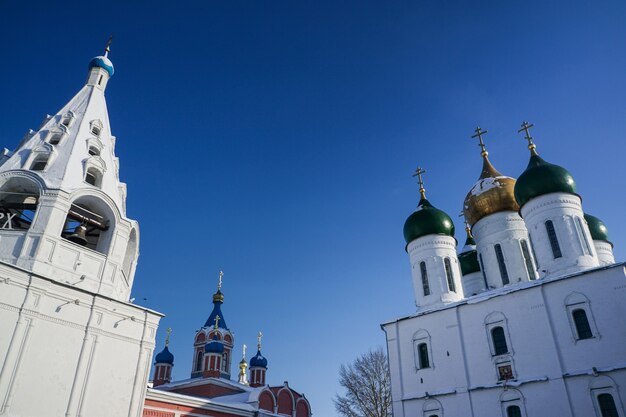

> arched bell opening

[
  {"left": 61, "top": 196, "right": 114, "bottom": 254},
  {"left": 0, "top": 177, "right": 41, "bottom": 231},
  {"left": 121, "top": 227, "right": 138, "bottom": 282}
]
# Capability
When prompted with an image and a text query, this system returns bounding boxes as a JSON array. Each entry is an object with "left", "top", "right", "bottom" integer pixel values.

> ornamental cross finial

[
  {"left": 242, "top": 344, "right": 247, "bottom": 359},
  {"left": 471, "top": 126, "right": 489, "bottom": 157},
  {"left": 104, "top": 35, "right": 113, "bottom": 57},
  {"left": 217, "top": 270, "right": 223, "bottom": 291},
  {"left": 214, "top": 315, "right": 221, "bottom": 331},
  {"left": 165, "top": 327, "right": 172, "bottom": 347},
  {"left": 518, "top": 121, "right": 537, "bottom": 154},
  {"left": 257, "top": 331, "right": 263, "bottom": 350},
  {"left": 412, "top": 167, "right": 427, "bottom": 199},
  {"left": 459, "top": 211, "right": 471, "bottom": 235}
]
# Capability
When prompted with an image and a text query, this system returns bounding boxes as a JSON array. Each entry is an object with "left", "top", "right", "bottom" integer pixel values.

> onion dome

[
  {"left": 458, "top": 224, "right": 480, "bottom": 276},
  {"left": 250, "top": 350, "right": 268, "bottom": 368},
  {"left": 88, "top": 56, "right": 114, "bottom": 77},
  {"left": 584, "top": 213, "right": 611, "bottom": 243},
  {"left": 403, "top": 168, "right": 454, "bottom": 246},
  {"left": 205, "top": 272, "right": 228, "bottom": 329},
  {"left": 514, "top": 123, "right": 576, "bottom": 207},
  {"left": 463, "top": 127, "right": 519, "bottom": 226},
  {"left": 155, "top": 346, "right": 174, "bottom": 365},
  {"left": 403, "top": 198, "right": 455, "bottom": 244},
  {"left": 205, "top": 335, "right": 224, "bottom": 354},
  {"left": 463, "top": 157, "right": 519, "bottom": 227}
]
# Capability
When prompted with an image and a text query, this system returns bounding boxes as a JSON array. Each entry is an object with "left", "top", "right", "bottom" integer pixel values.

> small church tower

[
  {"left": 191, "top": 271, "right": 234, "bottom": 379},
  {"left": 153, "top": 328, "right": 175, "bottom": 387},
  {"left": 249, "top": 332, "right": 268, "bottom": 387},
  {"left": 514, "top": 122, "right": 599, "bottom": 278},
  {"left": 403, "top": 168, "right": 464, "bottom": 309}
]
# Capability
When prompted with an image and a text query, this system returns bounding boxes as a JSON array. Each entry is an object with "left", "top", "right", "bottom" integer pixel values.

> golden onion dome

[{"left": 463, "top": 155, "right": 519, "bottom": 227}]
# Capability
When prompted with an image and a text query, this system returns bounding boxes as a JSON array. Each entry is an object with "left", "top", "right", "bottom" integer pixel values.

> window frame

[
  {"left": 520, "top": 239, "right": 536, "bottom": 280},
  {"left": 485, "top": 312, "right": 514, "bottom": 357},
  {"left": 590, "top": 377, "right": 625, "bottom": 417},
  {"left": 420, "top": 261, "right": 430, "bottom": 296},
  {"left": 444, "top": 257, "right": 456, "bottom": 293},
  {"left": 545, "top": 220, "right": 562, "bottom": 259},
  {"left": 565, "top": 292, "right": 599, "bottom": 343},
  {"left": 494, "top": 244, "right": 510, "bottom": 285},
  {"left": 500, "top": 389, "right": 527, "bottom": 417},
  {"left": 413, "top": 329, "right": 433, "bottom": 371}
]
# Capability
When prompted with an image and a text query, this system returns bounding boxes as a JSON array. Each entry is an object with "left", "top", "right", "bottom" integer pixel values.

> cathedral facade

[
  {"left": 0, "top": 47, "right": 162, "bottom": 417},
  {"left": 382, "top": 127, "right": 625, "bottom": 417}
]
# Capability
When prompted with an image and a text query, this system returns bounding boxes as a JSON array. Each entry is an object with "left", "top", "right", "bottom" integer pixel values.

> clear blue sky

[{"left": 2, "top": 2, "right": 626, "bottom": 416}]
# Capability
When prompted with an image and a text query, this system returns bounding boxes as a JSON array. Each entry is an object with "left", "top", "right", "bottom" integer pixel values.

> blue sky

[{"left": 2, "top": 1, "right": 626, "bottom": 416}]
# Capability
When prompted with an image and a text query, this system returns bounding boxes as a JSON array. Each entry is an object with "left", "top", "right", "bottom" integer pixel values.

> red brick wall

[
  {"left": 259, "top": 391, "right": 275, "bottom": 411},
  {"left": 277, "top": 390, "right": 293, "bottom": 415}
]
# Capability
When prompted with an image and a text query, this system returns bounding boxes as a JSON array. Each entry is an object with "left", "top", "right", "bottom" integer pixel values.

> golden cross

[
  {"left": 104, "top": 35, "right": 113, "bottom": 57},
  {"left": 242, "top": 344, "right": 247, "bottom": 358},
  {"left": 165, "top": 327, "right": 172, "bottom": 346},
  {"left": 459, "top": 211, "right": 471, "bottom": 234},
  {"left": 471, "top": 126, "right": 488, "bottom": 156},
  {"left": 257, "top": 331, "right": 263, "bottom": 350},
  {"left": 218, "top": 270, "right": 223, "bottom": 291},
  {"left": 412, "top": 167, "right": 427, "bottom": 199},
  {"left": 518, "top": 121, "right": 535, "bottom": 149},
  {"left": 214, "top": 315, "right": 221, "bottom": 331}
]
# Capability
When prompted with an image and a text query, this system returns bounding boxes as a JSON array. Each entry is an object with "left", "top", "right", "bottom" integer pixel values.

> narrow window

[
  {"left": 98, "top": 74, "right": 103, "bottom": 85},
  {"left": 572, "top": 309, "right": 593, "bottom": 340},
  {"left": 92, "top": 125, "right": 101, "bottom": 136},
  {"left": 491, "top": 326, "right": 508, "bottom": 355},
  {"left": 85, "top": 171, "right": 97, "bottom": 186},
  {"left": 506, "top": 405, "right": 522, "bottom": 417},
  {"left": 195, "top": 350, "right": 203, "bottom": 371},
  {"left": 61, "top": 118, "right": 70, "bottom": 127},
  {"left": 444, "top": 257, "right": 456, "bottom": 292},
  {"left": 49, "top": 134, "right": 62, "bottom": 145},
  {"left": 545, "top": 220, "right": 562, "bottom": 258},
  {"left": 30, "top": 155, "right": 49, "bottom": 171},
  {"left": 494, "top": 244, "right": 510, "bottom": 285},
  {"left": 417, "top": 343, "right": 430, "bottom": 368},
  {"left": 479, "top": 253, "right": 489, "bottom": 289},
  {"left": 598, "top": 393, "right": 619, "bottom": 417},
  {"left": 85, "top": 168, "right": 102, "bottom": 187},
  {"left": 88, "top": 146, "right": 100, "bottom": 156},
  {"left": 222, "top": 352, "right": 229, "bottom": 372},
  {"left": 520, "top": 240, "right": 536, "bottom": 280},
  {"left": 576, "top": 217, "right": 593, "bottom": 256},
  {"left": 420, "top": 261, "right": 430, "bottom": 296}
]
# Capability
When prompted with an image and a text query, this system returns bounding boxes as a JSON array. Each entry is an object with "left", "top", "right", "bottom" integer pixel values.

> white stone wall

[
  {"left": 407, "top": 235, "right": 464, "bottom": 309},
  {"left": 472, "top": 211, "right": 537, "bottom": 289},
  {"left": 384, "top": 263, "right": 626, "bottom": 417},
  {"left": 594, "top": 240, "right": 615, "bottom": 266},
  {"left": 520, "top": 193, "right": 599, "bottom": 278},
  {"left": 0, "top": 262, "right": 161, "bottom": 417}
]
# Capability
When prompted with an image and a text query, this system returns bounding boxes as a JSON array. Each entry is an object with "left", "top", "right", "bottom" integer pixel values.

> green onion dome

[
  {"left": 458, "top": 232, "right": 480, "bottom": 276},
  {"left": 514, "top": 152, "right": 577, "bottom": 208},
  {"left": 403, "top": 198, "right": 455, "bottom": 246},
  {"left": 584, "top": 213, "right": 611, "bottom": 243}
]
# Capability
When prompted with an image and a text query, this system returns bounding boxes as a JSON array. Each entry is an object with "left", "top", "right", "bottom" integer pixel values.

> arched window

[
  {"left": 0, "top": 178, "right": 40, "bottom": 231},
  {"left": 122, "top": 228, "right": 138, "bottom": 283},
  {"left": 423, "top": 399, "right": 442, "bottom": 417},
  {"left": 88, "top": 146, "right": 100, "bottom": 156},
  {"left": 494, "top": 244, "right": 510, "bottom": 285},
  {"left": 61, "top": 197, "right": 112, "bottom": 253},
  {"left": 30, "top": 154, "right": 49, "bottom": 171},
  {"left": 85, "top": 168, "right": 102, "bottom": 187},
  {"left": 444, "top": 257, "right": 456, "bottom": 292},
  {"left": 572, "top": 309, "right": 593, "bottom": 340},
  {"left": 90, "top": 120, "right": 103, "bottom": 137},
  {"left": 506, "top": 405, "right": 522, "bottom": 417},
  {"left": 49, "top": 133, "right": 63, "bottom": 145},
  {"left": 195, "top": 350, "right": 203, "bottom": 371},
  {"left": 221, "top": 352, "right": 229, "bottom": 372},
  {"left": 418, "top": 343, "right": 430, "bottom": 369},
  {"left": 545, "top": 220, "right": 562, "bottom": 258},
  {"left": 420, "top": 261, "right": 430, "bottom": 296},
  {"left": 597, "top": 393, "right": 619, "bottom": 417},
  {"left": 520, "top": 240, "right": 536, "bottom": 280},
  {"left": 491, "top": 326, "right": 508, "bottom": 355},
  {"left": 575, "top": 217, "right": 594, "bottom": 256},
  {"left": 479, "top": 253, "right": 489, "bottom": 289}
]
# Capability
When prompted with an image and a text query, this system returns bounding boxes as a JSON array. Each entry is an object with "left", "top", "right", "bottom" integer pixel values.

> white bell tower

[{"left": 0, "top": 38, "right": 138, "bottom": 302}]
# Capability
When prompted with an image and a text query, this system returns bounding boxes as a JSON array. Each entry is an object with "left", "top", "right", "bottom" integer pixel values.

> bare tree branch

[{"left": 333, "top": 347, "right": 392, "bottom": 417}]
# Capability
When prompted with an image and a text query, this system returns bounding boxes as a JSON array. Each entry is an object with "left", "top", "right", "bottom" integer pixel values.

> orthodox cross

[
  {"left": 242, "top": 344, "right": 247, "bottom": 359},
  {"left": 471, "top": 126, "right": 488, "bottom": 156},
  {"left": 165, "top": 327, "right": 172, "bottom": 346},
  {"left": 217, "top": 270, "right": 223, "bottom": 291},
  {"left": 459, "top": 211, "right": 471, "bottom": 235},
  {"left": 518, "top": 121, "right": 535, "bottom": 149},
  {"left": 412, "top": 167, "right": 427, "bottom": 199},
  {"left": 257, "top": 331, "right": 263, "bottom": 350},
  {"left": 104, "top": 35, "right": 113, "bottom": 57},
  {"left": 214, "top": 315, "right": 221, "bottom": 331}
]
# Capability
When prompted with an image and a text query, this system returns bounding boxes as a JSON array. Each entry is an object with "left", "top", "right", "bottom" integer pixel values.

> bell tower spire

[{"left": 0, "top": 43, "right": 139, "bottom": 302}]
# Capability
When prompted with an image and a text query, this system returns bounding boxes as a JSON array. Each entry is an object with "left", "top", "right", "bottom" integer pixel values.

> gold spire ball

[{"left": 463, "top": 127, "right": 519, "bottom": 227}]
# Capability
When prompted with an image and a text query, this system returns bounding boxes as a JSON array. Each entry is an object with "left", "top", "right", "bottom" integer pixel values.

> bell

[{"left": 67, "top": 224, "right": 88, "bottom": 246}]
